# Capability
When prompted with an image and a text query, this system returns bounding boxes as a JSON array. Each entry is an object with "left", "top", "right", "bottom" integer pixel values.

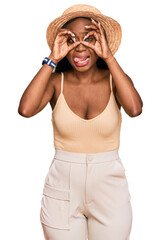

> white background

[{"left": 0, "top": 0, "right": 161, "bottom": 239}]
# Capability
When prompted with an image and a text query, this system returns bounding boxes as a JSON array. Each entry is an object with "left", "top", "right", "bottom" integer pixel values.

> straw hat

[{"left": 46, "top": 4, "right": 122, "bottom": 55}]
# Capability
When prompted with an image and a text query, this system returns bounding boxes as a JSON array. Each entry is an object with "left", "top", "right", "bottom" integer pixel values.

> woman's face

[{"left": 65, "top": 18, "right": 99, "bottom": 72}]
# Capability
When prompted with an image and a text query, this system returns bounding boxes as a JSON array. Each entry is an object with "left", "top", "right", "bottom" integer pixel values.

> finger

[
  {"left": 90, "top": 18, "right": 100, "bottom": 30},
  {"left": 83, "top": 30, "right": 100, "bottom": 42},
  {"left": 84, "top": 25, "right": 99, "bottom": 32},
  {"left": 58, "top": 32, "right": 75, "bottom": 38},
  {"left": 90, "top": 19, "right": 103, "bottom": 38},
  {"left": 90, "top": 18, "right": 105, "bottom": 37},
  {"left": 57, "top": 30, "right": 75, "bottom": 38},
  {"left": 97, "top": 21, "right": 105, "bottom": 37},
  {"left": 59, "top": 28, "right": 75, "bottom": 34},
  {"left": 57, "top": 32, "right": 76, "bottom": 44},
  {"left": 92, "top": 19, "right": 106, "bottom": 40}
]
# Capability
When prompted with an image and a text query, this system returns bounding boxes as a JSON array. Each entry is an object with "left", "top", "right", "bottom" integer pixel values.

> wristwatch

[{"left": 42, "top": 57, "right": 56, "bottom": 72}]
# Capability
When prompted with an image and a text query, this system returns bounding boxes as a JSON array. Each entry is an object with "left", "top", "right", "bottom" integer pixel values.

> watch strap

[{"left": 42, "top": 57, "right": 56, "bottom": 68}]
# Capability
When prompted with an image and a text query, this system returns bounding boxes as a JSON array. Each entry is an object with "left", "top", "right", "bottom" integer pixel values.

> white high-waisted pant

[{"left": 40, "top": 149, "right": 133, "bottom": 240}]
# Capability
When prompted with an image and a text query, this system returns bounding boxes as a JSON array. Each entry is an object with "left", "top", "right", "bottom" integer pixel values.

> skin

[{"left": 18, "top": 17, "right": 143, "bottom": 118}]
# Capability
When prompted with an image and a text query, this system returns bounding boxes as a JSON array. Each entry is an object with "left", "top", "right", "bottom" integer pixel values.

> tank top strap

[
  {"left": 109, "top": 73, "right": 113, "bottom": 92},
  {"left": 60, "top": 72, "right": 64, "bottom": 94}
]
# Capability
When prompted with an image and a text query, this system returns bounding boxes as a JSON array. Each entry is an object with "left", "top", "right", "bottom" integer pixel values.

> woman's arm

[
  {"left": 18, "top": 29, "right": 79, "bottom": 118},
  {"left": 18, "top": 57, "right": 57, "bottom": 118},
  {"left": 105, "top": 56, "right": 143, "bottom": 117},
  {"left": 83, "top": 19, "right": 143, "bottom": 117}
]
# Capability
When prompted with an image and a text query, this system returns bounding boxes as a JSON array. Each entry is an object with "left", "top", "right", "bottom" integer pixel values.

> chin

[{"left": 74, "top": 65, "right": 90, "bottom": 71}]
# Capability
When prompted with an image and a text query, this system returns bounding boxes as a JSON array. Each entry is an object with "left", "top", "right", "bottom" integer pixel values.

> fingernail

[
  {"left": 72, "top": 33, "right": 75, "bottom": 36},
  {"left": 73, "top": 37, "right": 76, "bottom": 42},
  {"left": 85, "top": 25, "right": 89, "bottom": 28}
]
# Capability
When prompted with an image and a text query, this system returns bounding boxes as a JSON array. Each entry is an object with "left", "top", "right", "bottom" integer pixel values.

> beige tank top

[{"left": 51, "top": 72, "right": 122, "bottom": 153}]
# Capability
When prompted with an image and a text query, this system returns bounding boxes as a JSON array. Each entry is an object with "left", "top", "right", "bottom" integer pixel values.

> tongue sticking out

[{"left": 74, "top": 56, "right": 89, "bottom": 63}]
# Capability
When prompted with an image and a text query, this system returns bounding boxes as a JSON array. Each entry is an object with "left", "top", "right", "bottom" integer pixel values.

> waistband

[{"left": 53, "top": 148, "right": 120, "bottom": 164}]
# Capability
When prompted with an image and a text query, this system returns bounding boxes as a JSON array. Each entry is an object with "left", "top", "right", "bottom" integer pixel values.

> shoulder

[
  {"left": 50, "top": 72, "right": 62, "bottom": 89},
  {"left": 98, "top": 69, "right": 109, "bottom": 80},
  {"left": 100, "top": 69, "right": 114, "bottom": 89},
  {"left": 51, "top": 71, "right": 62, "bottom": 81}
]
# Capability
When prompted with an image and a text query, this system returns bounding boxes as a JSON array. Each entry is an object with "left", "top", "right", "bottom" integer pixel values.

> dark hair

[{"left": 55, "top": 17, "right": 108, "bottom": 73}]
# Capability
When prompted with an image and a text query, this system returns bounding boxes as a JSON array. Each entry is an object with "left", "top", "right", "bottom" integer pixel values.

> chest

[{"left": 51, "top": 80, "right": 112, "bottom": 121}]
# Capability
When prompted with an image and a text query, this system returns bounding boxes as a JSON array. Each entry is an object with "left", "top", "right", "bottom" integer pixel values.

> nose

[{"left": 75, "top": 42, "right": 87, "bottom": 51}]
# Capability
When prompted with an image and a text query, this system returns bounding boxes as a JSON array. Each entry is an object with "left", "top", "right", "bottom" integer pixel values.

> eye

[
  {"left": 67, "top": 37, "right": 74, "bottom": 44},
  {"left": 85, "top": 36, "right": 94, "bottom": 42}
]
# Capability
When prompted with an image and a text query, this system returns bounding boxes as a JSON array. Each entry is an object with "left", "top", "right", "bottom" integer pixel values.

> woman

[{"left": 18, "top": 4, "right": 143, "bottom": 240}]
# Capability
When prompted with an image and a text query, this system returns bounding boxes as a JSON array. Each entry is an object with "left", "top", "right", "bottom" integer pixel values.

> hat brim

[{"left": 46, "top": 11, "right": 122, "bottom": 55}]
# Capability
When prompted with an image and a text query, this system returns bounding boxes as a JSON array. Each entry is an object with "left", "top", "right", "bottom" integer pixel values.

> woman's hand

[
  {"left": 82, "top": 18, "right": 113, "bottom": 61},
  {"left": 49, "top": 29, "right": 80, "bottom": 64}
]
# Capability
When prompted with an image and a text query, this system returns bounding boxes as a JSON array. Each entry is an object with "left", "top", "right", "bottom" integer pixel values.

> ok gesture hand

[
  {"left": 49, "top": 29, "right": 80, "bottom": 63},
  {"left": 82, "top": 19, "right": 113, "bottom": 62}
]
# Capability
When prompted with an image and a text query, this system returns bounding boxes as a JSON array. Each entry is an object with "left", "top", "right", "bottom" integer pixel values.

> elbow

[
  {"left": 129, "top": 104, "right": 143, "bottom": 117},
  {"left": 129, "top": 97, "right": 144, "bottom": 117},
  {"left": 129, "top": 108, "right": 142, "bottom": 117},
  {"left": 18, "top": 106, "right": 33, "bottom": 118}
]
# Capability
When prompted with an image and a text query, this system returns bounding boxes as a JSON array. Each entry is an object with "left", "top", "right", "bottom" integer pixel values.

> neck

[{"left": 72, "top": 64, "right": 99, "bottom": 84}]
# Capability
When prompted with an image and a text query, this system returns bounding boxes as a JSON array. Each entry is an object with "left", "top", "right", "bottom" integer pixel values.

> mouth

[{"left": 73, "top": 56, "right": 90, "bottom": 67}]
